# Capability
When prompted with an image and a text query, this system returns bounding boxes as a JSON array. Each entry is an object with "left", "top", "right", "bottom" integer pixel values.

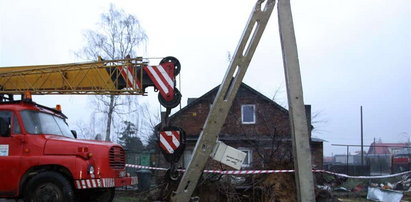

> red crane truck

[{"left": 0, "top": 56, "right": 181, "bottom": 201}]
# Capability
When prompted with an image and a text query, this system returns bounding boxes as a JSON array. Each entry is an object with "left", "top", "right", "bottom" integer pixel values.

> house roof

[
  {"left": 311, "top": 137, "right": 326, "bottom": 142},
  {"left": 323, "top": 156, "right": 333, "bottom": 163},
  {"left": 156, "top": 83, "right": 322, "bottom": 140},
  {"left": 367, "top": 143, "right": 409, "bottom": 155},
  {"left": 164, "top": 82, "right": 288, "bottom": 124}
]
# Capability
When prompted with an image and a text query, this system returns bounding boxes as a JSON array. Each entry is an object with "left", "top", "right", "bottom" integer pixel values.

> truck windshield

[{"left": 21, "top": 110, "right": 73, "bottom": 138}]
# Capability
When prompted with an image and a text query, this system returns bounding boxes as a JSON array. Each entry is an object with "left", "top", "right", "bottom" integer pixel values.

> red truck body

[{"left": 0, "top": 101, "right": 137, "bottom": 201}]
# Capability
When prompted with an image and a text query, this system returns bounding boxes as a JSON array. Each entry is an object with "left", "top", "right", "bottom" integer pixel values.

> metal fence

[{"left": 327, "top": 144, "right": 411, "bottom": 176}]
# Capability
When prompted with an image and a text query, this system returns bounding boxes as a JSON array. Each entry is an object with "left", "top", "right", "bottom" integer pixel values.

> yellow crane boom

[{"left": 0, "top": 56, "right": 182, "bottom": 108}]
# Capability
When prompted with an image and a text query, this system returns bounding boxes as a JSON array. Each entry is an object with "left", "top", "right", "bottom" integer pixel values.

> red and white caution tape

[
  {"left": 126, "top": 164, "right": 411, "bottom": 179},
  {"left": 316, "top": 170, "right": 411, "bottom": 179},
  {"left": 202, "top": 169, "right": 295, "bottom": 175},
  {"left": 126, "top": 164, "right": 168, "bottom": 171}
]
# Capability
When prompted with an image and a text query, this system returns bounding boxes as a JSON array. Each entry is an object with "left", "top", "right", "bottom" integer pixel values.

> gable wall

[
  {"left": 155, "top": 85, "right": 323, "bottom": 170},
  {"left": 169, "top": 87, "right": 291, "bottom": 138}
]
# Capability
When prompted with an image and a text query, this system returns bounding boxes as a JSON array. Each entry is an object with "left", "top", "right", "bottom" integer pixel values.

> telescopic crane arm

[{"left": 0, "top": 56, "right": 182, "bottom": 109}]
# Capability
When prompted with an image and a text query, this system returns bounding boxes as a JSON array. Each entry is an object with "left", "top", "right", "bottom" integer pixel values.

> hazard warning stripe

[
  {"left": 160, "top": 132, "right": 175, "bottom": 153},
  {"left": 165, "top": 131, "right": 180, "bottom": 149},
  {"left": 156, "top": 65, "right": 174, "bottom": 87},
  {"left": 145, "top": 65, "right": 174, "bottom": 95},
  {"left": 118, "top": 65, "right": 141, "bottom": 89},
  {"left": 74, "top": 177, "right": 137, "bottom": 189},
  {"left": 159, "top": 131, "right": 181, "bottom": 154},
  {"left": 75, "top": 179, "right": 104, "bottom": 189},
  {"left": 131, "top": 176, "right": 139, "bottom": 185}
]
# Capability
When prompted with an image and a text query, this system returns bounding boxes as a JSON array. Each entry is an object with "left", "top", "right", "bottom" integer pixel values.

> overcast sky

[{"left": 0, "top": 0, "right": 410, "bottom": 156}]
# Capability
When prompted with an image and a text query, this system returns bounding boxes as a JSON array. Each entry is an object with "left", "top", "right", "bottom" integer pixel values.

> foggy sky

[{"left": 0, "top": 0, "right": 410, "bottom": 155}]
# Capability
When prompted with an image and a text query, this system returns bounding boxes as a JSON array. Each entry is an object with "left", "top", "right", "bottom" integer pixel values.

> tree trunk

[{"left": 105, "top": 95, "right": 115, "bottom": 141}]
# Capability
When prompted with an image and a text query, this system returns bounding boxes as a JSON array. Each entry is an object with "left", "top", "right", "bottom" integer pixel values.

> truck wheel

[
  {"left": 24, "top": 171, "right": 75, "bottom": 202},
  {"left": 77, "top": 188, "right": 115, "bottom": 202}
]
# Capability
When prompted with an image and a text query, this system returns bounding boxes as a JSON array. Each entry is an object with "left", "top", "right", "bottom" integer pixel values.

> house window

[
  {"left": 183, "top": 150, "right": 193, "bottom": 168},
  {"left": 241, "top": 105, "right": 255, "bottom": 124},
  {"left": 239, "top": 147, "right": 252, "bottom": 167}
]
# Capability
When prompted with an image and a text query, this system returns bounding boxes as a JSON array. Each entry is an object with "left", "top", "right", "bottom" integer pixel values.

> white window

[
  {"left": 183, "top": 150, "right": 193, "bottom": 168},
  {"left": 239, "top": 148, "right": 252, "bottom": 167},
  {"left": 241, "top": 105, "right": 255, "bottom": 124}
]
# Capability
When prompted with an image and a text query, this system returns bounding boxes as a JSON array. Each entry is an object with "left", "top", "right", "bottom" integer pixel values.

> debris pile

[{"left": 393, "top": 174, "right": 411, "bottom": 191}]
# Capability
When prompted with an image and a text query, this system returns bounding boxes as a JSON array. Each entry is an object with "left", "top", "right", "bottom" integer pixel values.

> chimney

[
  {"left": 187, "top": 98, "right": 197, "bottom": 105},
  {"left": 305, "top": 105, "right": 312, "bottom": 137}
]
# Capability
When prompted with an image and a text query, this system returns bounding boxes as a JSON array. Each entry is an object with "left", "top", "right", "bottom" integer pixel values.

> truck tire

[
  {"left": 77, "top": 188, "right": 115, "bottom": 202},
  {"left": 24, "top": 171, "right": 75, "bottom": 202}
]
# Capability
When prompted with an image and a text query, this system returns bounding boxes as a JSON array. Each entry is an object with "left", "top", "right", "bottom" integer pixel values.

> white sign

[
  {"left": 0, "top": 144, "right": 9, "bottom": 156},
  {"left": 211, "top": 141, "right": 246, "bottom": 170}
]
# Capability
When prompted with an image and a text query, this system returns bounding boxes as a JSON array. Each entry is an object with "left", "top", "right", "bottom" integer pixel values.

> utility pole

[
  {"left": 346, "top": 145, "right": 349, "bottom": 174},
  {"left": 361, "top": 106, "right": 364, "bottom": 166},
  {"left": 171, "top": 1, "right": 276, "bottom": 201},
  {"left": 278, "top": 0, "right": 315, "bottom": 201},
  {"left": 171, "top": 0, "right": 315, "bottom": 201}
]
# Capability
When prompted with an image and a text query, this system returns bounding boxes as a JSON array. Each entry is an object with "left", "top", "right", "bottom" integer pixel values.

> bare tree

[
  {"left": 77, "top": 4, "right": 147, "bottom": 60},
  {"left": 73, "top": 120, "right": 94, "bottom": 139},
  {"left": 77, "top": 4, "right": 147, "bottom": 141}
]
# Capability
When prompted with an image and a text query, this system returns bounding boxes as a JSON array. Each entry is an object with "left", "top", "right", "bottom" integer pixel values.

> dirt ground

[
  {"left": 335, "top": 191, "right": 411, "bottom": 202},
  {"left": 113, "top": 190, "right": 411, "bottom": 202}
]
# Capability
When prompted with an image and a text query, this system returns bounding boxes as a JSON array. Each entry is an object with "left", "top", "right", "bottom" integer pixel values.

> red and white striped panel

[
  {"left": 144, "top": 65, "right": 174, "bottom": 101},
  {"left": 159, "top": 130, "right": 180, "bottom": 154},
  {"left": 75, "top": 178, "right": 114, "bottom": 189},
  {"left": 131, "top": 176, "right": 138, "bottom": 185},
  {"left": 118, "top": 65, "right": 142, "bottom": 89},
  {"left": 102, "top": 178, "right": 115, "bottom": 188},
  {"left": 76, "top": 179, "right": 102, "bottom": 189}
]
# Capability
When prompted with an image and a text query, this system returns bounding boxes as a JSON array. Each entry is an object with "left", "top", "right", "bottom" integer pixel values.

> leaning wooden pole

[{"left": 277, "top": 0, "right": 316, "bottom": 201}]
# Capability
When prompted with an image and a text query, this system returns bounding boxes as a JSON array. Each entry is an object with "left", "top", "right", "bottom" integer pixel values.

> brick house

[
  {"left": 367, "top": 142, "right": 409, "bottom": 175},
  {"left": 155, "top": 83, "right": 323, "bottom": 170}
]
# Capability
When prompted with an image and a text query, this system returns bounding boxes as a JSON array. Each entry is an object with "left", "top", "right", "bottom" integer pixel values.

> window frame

[
  {"left": 241, "top": 104, "right": 256, "bottom": 124},
  {"left": 183, "top": 149, "right": 193, "bottom": 168},
  {"left": 12, "top": 114, "right": 21, "bottom": 134},
  {"left": 20, "top": 110, "right": 73, "bottom": 138},
  {"left": 238, "top": 147, "right": 252, "bottom": 167},
  {"left": 0, "top": 110, "right": 12, "bottom": 136}
]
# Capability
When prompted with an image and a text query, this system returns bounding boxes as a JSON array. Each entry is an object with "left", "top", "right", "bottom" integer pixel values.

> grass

[{"left": 113, "top": 196, "right": 142, "bottom": 202}]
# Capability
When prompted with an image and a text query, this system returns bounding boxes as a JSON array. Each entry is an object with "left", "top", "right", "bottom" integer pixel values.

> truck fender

[{"left": 19, "top": 164, "right": 74, "bottom": 197}]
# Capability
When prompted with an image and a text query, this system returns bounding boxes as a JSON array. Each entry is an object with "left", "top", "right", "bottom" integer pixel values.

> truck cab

[{"left": 0, "top": 99, "right": 137, "bottom": 202}]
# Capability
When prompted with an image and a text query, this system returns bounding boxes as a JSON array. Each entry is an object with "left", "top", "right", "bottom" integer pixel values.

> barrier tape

[
  {"left": 126, "top": 164, "right": 167, "bottom": 171},
  {"left": 318, "top": 170, "right": 411, "bottom": 179},
  {"left": 126, "top": 164, "right": 411, "bottom": 179},
  {"left": 202, "top": 169, "right": 295, "bottom": 175}
]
